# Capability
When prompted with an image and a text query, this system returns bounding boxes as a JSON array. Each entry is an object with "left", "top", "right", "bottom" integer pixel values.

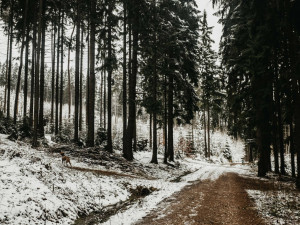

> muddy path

[{"left": 135, "top": 173, "right": 276, "bottom": 225}]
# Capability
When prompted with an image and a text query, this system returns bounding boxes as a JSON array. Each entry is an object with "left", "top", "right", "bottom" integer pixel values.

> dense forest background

[{"left": 0, "top": 0, "right": 299, "bottom": 188}]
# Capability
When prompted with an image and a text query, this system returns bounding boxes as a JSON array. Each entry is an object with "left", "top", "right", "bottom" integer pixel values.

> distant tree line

[{"left": 0, "top": 0, "right": 223, "bottom": 164}]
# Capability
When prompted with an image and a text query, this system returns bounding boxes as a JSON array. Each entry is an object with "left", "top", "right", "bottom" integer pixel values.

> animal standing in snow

[{"left": 60, "top": 152, "right": 72, "bottom": 167}]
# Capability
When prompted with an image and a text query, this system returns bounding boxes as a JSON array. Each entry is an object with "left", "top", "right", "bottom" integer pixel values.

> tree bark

[
  {"left": 272, "top": 105, "right": 280, "bottom": 174},
  {"left": 151, "top": 20, "right": 158, "bottom": 163},
  {"left": 32, "top": 0, "right": 43, "bottom": 147},
  {"left": 51, "top": 21, "right": 56, "bottom": 128},
  {"left": 55, "top": 10, "right": 60, "bottom": 135},
  {"left": 255, "top": 73, "right": 272, "bottom": 177},
  {"left": 79, "top": 26, "right": 84, "bottom": 131},
  {"left": 164, "top": 73, "right": 168, "bottom": 164},
  {"left": 123, "top": 1, "right": 138, "bottom": 161},
  {"left": 100, "top": 66, "right": 103, "bottom": 128},
  {"left": 275, "top": 70, "right": 285, "bottom": 175},
  {"left": 59, "top": 11, "right": 64, "bottom": 132},
  {"left": 103, "top": 67, "right": 106, "bottom": 129},
  {"left": 122, "top": 0, "right": 127, "bottom": 151},
  {"left": 30, "top": 17, "right": 36, "bottom": 127},
  {"left": 290, "top": 122, "right": 296, "bottom": 177},
  {"left": 38, "top": 7, "right": 46, "bottom": 137},
  {"left": 207, "top": 105, "right": 211, "bottom": 159},
  {"left": 23, "top": 22, "right": 29, "bottom": 120},
  {"left": 3, "top": 21, "right": 10, "bottom": 114},
  {"left": 168, "top": 71, "right": 174, "bottom": 161},
  {"left": 295, "top": 92, "right": 300, "bottom": 188},
  {"left": 86, "top": 22, "right": 90, "bottom": 127},
  {"left": 87, "top": 0, "right": 96, "bottom": 147},
  {"left": 203, "top": 109, "right": 208, "bottom": 157},
  {"left": 7, "top": 1, "right": 13, "bottom": 119},
  {"left": 149, "top": 113, "right": 152, "bottom": 148},
  {"left": 106, "top": 2, "right": 113, "bottom": 152},
  {"left": 67, "top": 25, "right": 75, "bottom": 120},
  {"left": 74, "top": 0, "right": 80, "bottom": 142}
]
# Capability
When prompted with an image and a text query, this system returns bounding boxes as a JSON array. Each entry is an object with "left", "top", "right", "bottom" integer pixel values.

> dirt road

[{"left": 136, "top": 172, "right": 269, "bottom": 225}]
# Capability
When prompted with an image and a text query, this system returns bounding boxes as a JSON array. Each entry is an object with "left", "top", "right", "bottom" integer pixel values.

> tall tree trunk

[
  {"left": 30, "top": 18, "right": 36, "bottom": 127},
  {"left": 103, "top": 18, "right": 106, "bottom": 130},
  {"left": 103, "top": 68, "right": 106, "bottom": 129},
  {"left": 295, "top": 92, "right": 300, "bottom": 188},
  {"left": 168, "top": 71, "right": 174, "bottom": 161},
  {"left": 14, "top": 0, "right": 28, "bottom": 124},
  {"left": 272, "top": 105, "right": 280, "bottom": 174},
  {"left": 275, "top": 70, "right": 285, "bottom": 175},
  {"left": 59, "top": 11, "right": 64, "bottom": 131},
  {"left": 32, "top": 0, "right": 43, "bottom": 147},
  {"left": 290, "top": 121, "right": 296, "bottom": 177},
  {"left": 23, "top": 23, "right": 29, "bottom": 120},
  {"left": 124, "top": 1, "right": 138, "bottom": 161},
  {"left": 106, "top": 3, "right": 113, "bottom": 152},
  {"left": 7, "top": 1, "right": 13, "bottom": 119},
  {"left": 122, "top": 13, "right": 131, "bottom": 159},
  {"left": 255, "top": 73, "right": 272, "bottom": 177},
  {"left": 100, "top": 66, "right": 103, "bottom": 128},
  {"left": 150, "top": 18, "right": 158, "bottom": 163},
  {"left": 203, "top": 109, "right": 208, "bottom": 157},
  {"left": 55, "top": 11, "right": 60, "bottom": 135},
  {"left": 151, "top": 0, "right": 157, "bottom": 162},
  {"left": 291, "top": 48, "right": 300, "bottom": 187},
  {"left": 163, "top": 73, "right": 168, "bottom": 164},
  {"left": 3, "top": 21, "right": 10, "bottom": 113},
  {"left": 38, "top": 7, "right": 46, "bottom": 137},
  {"left": 149, "top": 113, "right": 152, "bottom": 148},
  {"left": 87, "top": 0, "right": 96, "bottom": 147},
  {"left": 51, "top": 21, "right": 56, "bottom": 128},
  {"left": 67, "top": 25, "right": 75, "bottom": 120},
  {"left": 74, "top": 0, "right": 80, "bottom": 142},
  {"left": 86, "top": 23, "right": 90, "bottom": 127},
  {"left": 207, "top": 105, "right": 211, "bottom": 159},
  {"left": 122, "top": 0, "right": 127, "bottom": 151},
  {"left": 79, "top": 26, "right": 84, "bottom": 131},
  {"left": 133, "top": 109, "right": 137, "bottom": 152}
]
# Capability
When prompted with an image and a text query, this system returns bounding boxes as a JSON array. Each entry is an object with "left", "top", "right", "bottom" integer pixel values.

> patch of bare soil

[{"left": 136, "top": 173, "right": 276, "bottom": 225}]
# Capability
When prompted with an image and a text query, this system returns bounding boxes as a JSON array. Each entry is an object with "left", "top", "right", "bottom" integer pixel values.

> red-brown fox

[{"left": 60, "top": 152, "right": 72, "bottom": 167}]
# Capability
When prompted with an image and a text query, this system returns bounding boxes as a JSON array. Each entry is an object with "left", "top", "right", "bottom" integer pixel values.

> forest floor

[{"left": 0, "top": 133, "right": 300, "bottom": 225}]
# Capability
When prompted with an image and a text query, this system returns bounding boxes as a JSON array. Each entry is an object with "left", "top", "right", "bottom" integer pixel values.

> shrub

[
  {"left": 95, "top": 127, "right": 107, "bottom": 146},
  {"left": 136, "top": 139, "right": 148, "bottom": 151},
  {"left": 223, "top": 142, "right": 232, "bottom": 161}
]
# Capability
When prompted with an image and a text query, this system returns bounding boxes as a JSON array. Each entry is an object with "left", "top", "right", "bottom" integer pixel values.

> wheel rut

[{"left": 135, "top": 172, "right": 268, "bottom": 225}]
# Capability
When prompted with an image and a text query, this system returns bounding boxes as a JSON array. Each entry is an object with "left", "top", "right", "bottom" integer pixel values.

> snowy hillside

[{"left": 0, "top": 132, "right": 247, "bottom": 225}]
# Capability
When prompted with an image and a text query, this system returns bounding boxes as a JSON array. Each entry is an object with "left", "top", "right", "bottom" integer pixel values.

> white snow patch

[{"left": 247, "top": 189, "right": 300, "bottom": 225}]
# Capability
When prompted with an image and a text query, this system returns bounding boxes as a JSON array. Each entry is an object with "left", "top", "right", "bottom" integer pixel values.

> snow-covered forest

[{"left": 0, "top": 0, "right": 300, "bottom": 224}]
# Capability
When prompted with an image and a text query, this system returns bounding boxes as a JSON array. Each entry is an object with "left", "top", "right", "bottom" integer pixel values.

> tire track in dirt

[{"left": 135, "top": 172, "right": 267, "bottom": 225}]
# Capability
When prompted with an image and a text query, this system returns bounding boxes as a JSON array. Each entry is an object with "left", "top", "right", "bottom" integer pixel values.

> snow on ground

[
  {"left": 247, "top": 189, "right": 300, "bottom": 225},
  {"left": 0, "top": 134, "right": 131, "bottom": 225},
  {"left": 0, "top": 131, "right": 249, "bottom": 225}
]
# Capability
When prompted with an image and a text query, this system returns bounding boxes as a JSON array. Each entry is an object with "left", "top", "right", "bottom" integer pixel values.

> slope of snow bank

[{"left": 0, "top": 135, "right": 129, "bottom": 225}]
